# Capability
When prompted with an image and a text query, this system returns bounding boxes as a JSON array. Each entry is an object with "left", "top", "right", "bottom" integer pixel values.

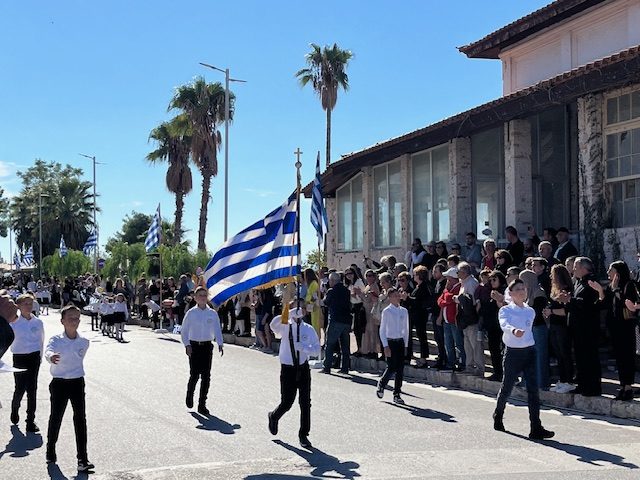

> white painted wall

[{"left": 501, "top": 0, "right": 640, "bottom": 95}]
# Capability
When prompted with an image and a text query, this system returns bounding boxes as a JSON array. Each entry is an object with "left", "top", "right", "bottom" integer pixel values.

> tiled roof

[
  {"left": 458, "top": 0, "right": 606, "bottom": 59},
  {"left": 304, "top": 44, "right": 640, "bottom": 197}
]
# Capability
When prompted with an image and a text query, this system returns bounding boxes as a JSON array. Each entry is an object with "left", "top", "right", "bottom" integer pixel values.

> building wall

[{"left": 500, "top": 0, "right": 640, "bottom": 95}]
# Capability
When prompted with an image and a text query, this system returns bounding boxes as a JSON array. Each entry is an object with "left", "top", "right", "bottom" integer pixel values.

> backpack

[{"left": 456, "top": 293, "right": 479, "bottom": 329}]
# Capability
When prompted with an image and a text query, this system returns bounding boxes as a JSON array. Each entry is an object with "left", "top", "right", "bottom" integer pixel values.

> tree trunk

[
  {"left": 326, "top": 108, "right": 332, "bottom": 168},
  {"left": 198, "top": 172, "right": 211, "bottom": 251},
  {"left": 174, "top": 191, "right": 184, "bottom": 246}
]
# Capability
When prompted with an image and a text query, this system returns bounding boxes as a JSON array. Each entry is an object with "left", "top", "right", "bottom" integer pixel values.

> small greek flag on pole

[
  {"left": 59, "top": 236, "right": 68, "bottom": 258},
  {"left": 14, "top": 251, "right": 22, "bottom": 270},
  {"left": 83, "top": 229, "right": 98, "bottom": 256},
  {"left": 145, "top": 204, "right": 161, "bottom": 252},
  {"left": 310, "top": 152, "right": 328, "bottom": 246},
  {"left": 22, "top": 246, "right": 34, "bottom": 266},
  {"left": 204, "top": 194, "right": 300, "bottom": 306}
]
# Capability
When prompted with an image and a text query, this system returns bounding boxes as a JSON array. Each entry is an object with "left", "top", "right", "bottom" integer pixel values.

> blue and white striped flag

[
  {"left": 204, "top": 194, "right": 300, "bottom": 306},
  {"left": 145, "top": 204, "right": 161, "bottom": 253},
  {"left": 22, "top": 246, "right": 34, "bottom": 266},
  {"left": 83, "top": 229, "right": 98, "bottom": 256},
  {"left": 13, "top": 251, "right": 21, "bottom": 270},
  {"left": 310, "top": 152, "right": 328, "bottom": 245},
  {"left": 59, "top": 236, "right": 68, "bottom": 258}
]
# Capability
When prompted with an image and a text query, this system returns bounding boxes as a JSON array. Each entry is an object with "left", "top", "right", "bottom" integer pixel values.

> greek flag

[
  {"left": 145, "top": 204, "right": 161, "bottom": 252},
  {"left": 13, "top": 252, "right": 21, "bottom": 270},
  {"left": 310, "top": 152, "right": 328, "bottom": 245},
  {"left": 83, "top": 229, "right": 98, "bottom": 256},
  {"left": 204, "top": 194, "right": 300, "bottom": 306},
  {"left": 59, "top": 236, "right": 68, "bottom": 258},
  {"left": 22, "top": 246, "right": 34, "bottom": 266}
]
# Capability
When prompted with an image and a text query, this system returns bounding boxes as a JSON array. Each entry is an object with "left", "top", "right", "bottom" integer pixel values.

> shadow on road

[
  {"left": 157, "top": 336, "right": 182, "bottom": 343},
  {"left": 190, "top": 412, "right": 241, "bottom": 434},
  {"left": 346, "top": 374, "right": 422, "bottom": 399},
  {"left": 47, "top": 463, "right": 91, "bottom": 480},
  {"left": 505, "top": 431, "right": 639, "bottom": 468},
  {"left": 271, "top": 439, "right": 360, "bottom": 479},
  {"left": 0, "top": 425, "right": 43, "bottom": 460},
  {"left": 387, "top": 402, "right": 456, "bottom": 422}
]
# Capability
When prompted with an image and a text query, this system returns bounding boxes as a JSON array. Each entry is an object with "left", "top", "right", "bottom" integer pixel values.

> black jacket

[
  {"left": 324, "top": 282, "right": 352, "bottom": 324},
  {"left": 0, "top": 314, "right": 14, "bottom": 359}
]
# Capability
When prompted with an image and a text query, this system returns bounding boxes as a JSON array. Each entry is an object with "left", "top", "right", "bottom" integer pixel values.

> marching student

[
  {"left": 10, "top": 294, "right": 45, "bottom": 432},
  {"left": 113, "top": 293, "right": 128, "bottom": 342},
  {"left": 98, "top": 296, "right": 115, "bottom": 337},
  {"left": 143, "top": 295, "right": 161, "bottom": 329},
  {"left": 268, "top": 300, "right": 321, "bottom": 449},
  {"left": 45, "top": 304, "right": 94, "bottom": 472},
  {"left": 376, "top": 287, "right": 409, "bottom": 404},
  {"left": 180, "top": 287, "right": 224, "bottom": 416}
]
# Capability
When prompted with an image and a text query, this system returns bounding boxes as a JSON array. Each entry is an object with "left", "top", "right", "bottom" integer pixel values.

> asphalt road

[{"left": 1, "top": 311, "right": 640, "bottom": 480}]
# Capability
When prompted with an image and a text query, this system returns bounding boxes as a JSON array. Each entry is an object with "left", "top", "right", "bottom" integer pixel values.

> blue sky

[{"left": 0, "top": 0, "right": 548, "bottom": 265}]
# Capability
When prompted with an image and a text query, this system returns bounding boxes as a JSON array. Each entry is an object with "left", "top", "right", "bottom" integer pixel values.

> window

[
  {"left": 471, "top": 127, "right": 504, "bottom": 239},
  {"left": 336, "top": 175, "right": 364, "bottom": 251},
  {"left": 412, "top": 144, "right": 449, "bottom": 242},
  {"left": 605, "top": 88, "right": 640, "bottom": 227},
  {"left": 374, "top": 161, "right": 402, "bottom": 247}
]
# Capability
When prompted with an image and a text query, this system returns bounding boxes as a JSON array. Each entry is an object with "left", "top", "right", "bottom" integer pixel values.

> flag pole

[{"left": 294, "top": 148, "right": 303, "bottom": 311}]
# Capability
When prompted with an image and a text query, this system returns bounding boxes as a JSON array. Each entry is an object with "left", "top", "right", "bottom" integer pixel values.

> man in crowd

[
  {"left": 322, "top": 272, "right": 352, "bottom": 374},
  {"left": 538, "top": 241, "right": 560, "bottom": 268},
  {"left": 555, "top": 227, "right": 578, "bottom": 264},
  {"left": 462, "top": 232, "right": 482, "bottom": 270},
  {"left": 505, "top": 226, "right": 524, "bottom": 266}
]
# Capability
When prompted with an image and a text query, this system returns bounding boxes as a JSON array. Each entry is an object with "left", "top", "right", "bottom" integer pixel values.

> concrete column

[
  {"left": 504, "top": 119, "right": 533, "bottom": 235},
  {"left": 449, "top": 137, "right": 473, "bottom": 241},
  {"left": 577, "top": 93, "right": 605, "bottom": 271},
  {"left": 361, "top": 166, "right": 373, "bottom": 258},
  {"left": 400, "top": 154, "right": 411, "bottom": 249},
  {"left": 325, "top": 197, "right": 337, "bottom": 265}
]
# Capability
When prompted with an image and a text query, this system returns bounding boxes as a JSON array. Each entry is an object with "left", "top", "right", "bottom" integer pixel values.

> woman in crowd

[
  {"left": 481, "top": 239, "right": 497, "bottom": 271},
  {"left": 303, "top": 269, "right": 322, "bottom": 338},
  {"left": 361, "top": 269, "right": 381, "bottom": 359},
  {"left": 520, "top": 269, "right": 549, "bottom": 390},
  {"left": 345, "top": 267, "right": 366, "bottom": 356},
  {"left": 402, "top": 265, "right": 432, "bottom": 367},
  {"left": 430, "top": 264, "right": 448, "bottom": 369},
  {"left": 590, "top": 261, "right": 640, "bottom": 400},
  {"left": 545, "top": 264, "right": 575, "bottom": 394},
  {"left": 494, "top": 250, "right": 513, "bottom": 276},
  {"left": 479, "top": 270, "right": 507, "bottom": 381},
  {"left": 435, "top": 241, "right": 449, "bottom": 260}
]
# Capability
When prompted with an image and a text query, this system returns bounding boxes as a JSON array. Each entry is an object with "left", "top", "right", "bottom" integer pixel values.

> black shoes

[
  {"left": 268, "top": 412, "right": 278, "bottom": 435},
  {"left": 615, "top": 389, "right": 634, "bottom": 401},
  {"left": 529, "top": 427, "right": 555, "bottom": 440},
  {"left": 493, "top": 412, "right": 505, "bottom": 432},
  {"left": 299, "top": 435, "right": 312, "bottom": 449},
  {"left": 487, "top": 374, "right": 503, "bottom": 382},
  {"left": 186, "top": 394, "right": 194, "bottom": 409},
  {"left": 46, "top": 453, "right": 57, "bottom": 464},
  {"left": 320, "top": 369, "right": 331, "bottom": 374},
  {"left": 26, "top": 422, "right": 40, "bottom": 433},
  {"left": 10, "top": 411, "right": 18, "bottom": 425},
  {"left": 78, "top": 460, "right": 95, "bottom": 472},
  {"left": 198, "top": 405, "right": 210, "bottom": 416},
  {"left": 376, "top": 382, "right": 384, "bottom": 399},
  {"left": 393, "top": 395, "right": 405, "bottom": 405}
]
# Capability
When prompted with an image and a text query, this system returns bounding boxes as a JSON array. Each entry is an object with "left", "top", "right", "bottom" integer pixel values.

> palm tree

[
  {"left": 147, "top": 115, "right": 193, "bottom": 245},
  {"left": 169, "top": 76, "right": 234, "bottom": 251},
  {"left": 296, "top": 43, "right": 353, "bottom": 168}
]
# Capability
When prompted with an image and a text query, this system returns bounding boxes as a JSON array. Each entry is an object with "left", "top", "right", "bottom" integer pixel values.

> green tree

[
  {"left": 303, "top": 248, "right": 327, "bottom": 271},
  {"left": 296, "top": 43, "right": 353, "bottom": 168},
  {"left": 105, "top": 211, "right": 175, "bottom": 251},
  {"left": 169, "top": 76, "right": 235, "bottom": 251},
  {"left": 0, "top": 186, "right": 9, "bottom": 238},
  {"left": 42, "top": 250, "right": 92, "bottom": 278},
  {"left": 9, "top": 159, "right": 96, "bottom": 258},
  {"left": 147, "top": 115, "right": 193, "bottom": 245}
]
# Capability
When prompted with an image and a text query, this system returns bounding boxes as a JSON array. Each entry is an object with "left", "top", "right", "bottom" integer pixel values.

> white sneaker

[{"left": 555, "top": 383, "right": 575, "bottom": 394}]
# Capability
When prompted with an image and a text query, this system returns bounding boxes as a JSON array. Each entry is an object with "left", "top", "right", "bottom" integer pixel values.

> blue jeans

[
  {"left": 443, "top": 322, "right": 465, "bottom": 368},
  {"left": 532, "top": 325, "right": 549, "bottom": 389},
  {"left": 323, "top": 321, "right": 351, "bottom": 372}
]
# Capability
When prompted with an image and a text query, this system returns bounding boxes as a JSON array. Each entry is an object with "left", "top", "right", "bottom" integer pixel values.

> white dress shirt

[
  {"left": 498, "top": 302, "right": 535, "bottom": 348},
  {"left": 45, "top": 332, "right": 90, "bottom": 379},
  {"left": 113, "top": 301, "right": 128, "bottom": 316},
  {"left": 10, "top": 314, "right": 45, "bottom": 354},
  {"left": 379, "top": 303, "right": 409, "bottom": 348},
  {"left": 99, "top": 302, "right": 115, "bottom": 315},
  {"left": 270, "top": 315, "right": 321, "bottom": 366},
  {"left": 181, "top": 305, "right": 224, "bottom": 346}
]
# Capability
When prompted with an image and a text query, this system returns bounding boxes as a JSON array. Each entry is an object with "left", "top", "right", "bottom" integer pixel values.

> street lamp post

[
  {"left": 199, "top": 62, "right": 246, "bottom": 241},
  {"left": 39, "top": 193, "right": 50, "bottom": 278},
  {"left": 79, "top": 153, "right": 100, "bottom": 273}
]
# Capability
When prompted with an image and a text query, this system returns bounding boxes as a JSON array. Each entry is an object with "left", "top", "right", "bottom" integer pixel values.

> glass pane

[
  {"left": 613, "top": 182, "right": 623, "bottom": 201},
  {"left": 607, "top": 159, "right": 619, "bottom": 178},
  {"left": 472, "top": 127, "right": 503, "bottom": 175},
  {"left": 624, "top": 198, "right": 636, "bottom": 226},
  {"left": 351, "top": 176, "right": 363, "bottom": 250},
  {"left": 432, "top": 145, "right": 450, "bottom": 240},
  {"left": 620, "top": 156, "right": 632, "bottom": 177},
  {"left": 411, "top": 152, "right": 432, "bottom": 242},
  {"left": 374, "top": 165, "right": 388, "bottom": 247},
  {"left": 619, "top": 94, "right": 631, "bottom": 122},
  {"left": 606, "top": 134, "right": 618, "bottom": 159},
  {"left": 626, "top": 179, "right": 636, "bottom": 199},
  {"left": 475, "top": 180, "right": 500, "bottom": 240},
  {"left": 631, "top": 155, "right": 640, "bottom": 175},
  {"left": 388, "top": 161, "right": 402, "bottom": 246},
  {"left": 607, "top": 97, "right": 618, "bottom": 124},
  {"left": 614, "top": 199, "right": 623, "bottom": 227},
  {"left": 336, "top": 184, "right": 352, "bottom": 250},
  {"left": 620, "top": 131, "right": 631, "bottom": 156},
  {"left": 633, "top": 129, "right": 640, "bottom": 154},
  {"left": 633, "top": 91, "right": 640, "bottom": 119}
]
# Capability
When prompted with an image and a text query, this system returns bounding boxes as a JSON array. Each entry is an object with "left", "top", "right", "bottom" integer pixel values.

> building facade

[{"left": 306, "top": 0, "right": 640, "bottom": 272}]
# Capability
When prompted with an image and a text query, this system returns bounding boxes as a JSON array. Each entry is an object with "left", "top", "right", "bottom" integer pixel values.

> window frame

[
  {"left": 373, "top": 160, "right": 402, "bottom": 248},
  {"left": 335, "top": 173, "right": 364, "bottom": 252}
]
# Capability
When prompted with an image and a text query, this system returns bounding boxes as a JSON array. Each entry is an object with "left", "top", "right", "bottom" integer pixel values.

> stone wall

[
  {"left": 449, "top": 137, "right": 473, "bottom": 240},
  {"left": 504, "top": 119, "right": 533, "bottom": 234}
]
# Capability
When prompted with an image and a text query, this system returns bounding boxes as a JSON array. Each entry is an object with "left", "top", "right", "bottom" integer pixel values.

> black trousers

[
  {"left": 549, "top": 324, "right": 573, "bottom": 383},
  {"left": 433, "top": 316, "right": 446, "bottom": 365},
  {"left": 352, "top": 304, "right": 366, "bottom": 352},
  {"left": 187, "top": 342, "right": 213, "bottom": 407},
  {"left": 408, "top": 313, "right": 429, "bottom": 359},
  {"left": 380, "top": 338, "right": 405, "bottom": 395},
  {"left": 12, "top": 351, "right": 41, "bottom": 423},
  {"left": 487, "top": 328, "right": 504, "bottom": 377},
  {"left": 495, "top": 346, "right": 541, "bottom": 429},
  {"left": 571, "top": 320, "right": 602, "bottom": 395},
  {"left": 611, "top": 320, "right": 637, "bottom": 386},
  {"left": 271, "top": 363, "right": 311, "bottom": 438},
  {"left": 47, "top": 377, "right": 88, "bottom": 462}
]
